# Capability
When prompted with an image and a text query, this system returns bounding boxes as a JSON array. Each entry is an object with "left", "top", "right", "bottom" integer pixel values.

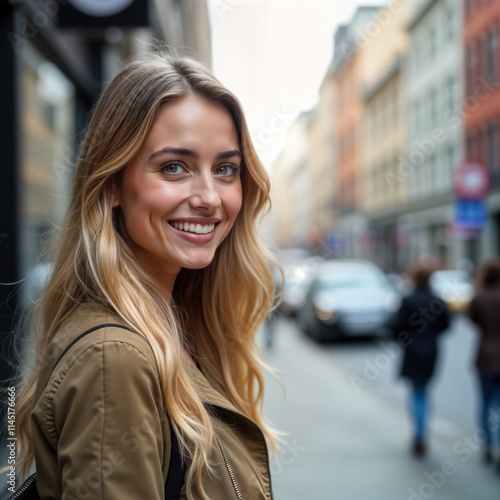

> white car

[{"left": 298, "top": 259, "right": 401, "bottom": 342}]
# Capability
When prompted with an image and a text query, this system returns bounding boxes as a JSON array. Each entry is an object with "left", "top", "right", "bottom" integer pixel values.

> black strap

[
  {"left": 50, "top": 322, "right": 185, "bottom": 499},
  {"left": 164, "top": 426, "right": 185, "bottom": 499},
  {"left": 49, "top": 322, "right": 135, "bottom": 378}
]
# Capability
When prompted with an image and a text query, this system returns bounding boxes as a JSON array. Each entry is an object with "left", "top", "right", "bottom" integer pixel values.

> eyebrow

[{"left": 149, "top": 147, "right": 242, "bottom": 161}]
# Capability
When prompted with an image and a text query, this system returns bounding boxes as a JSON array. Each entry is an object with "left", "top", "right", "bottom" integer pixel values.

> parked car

[
  {"left": 298, "top": 259, "right": 401, "bottom": 342},
  {"left": 429, "top": 269, "right": 474, "bottom": 313},
  {"left": 278, "top": 257, "right": 321, "bottom": 317}
]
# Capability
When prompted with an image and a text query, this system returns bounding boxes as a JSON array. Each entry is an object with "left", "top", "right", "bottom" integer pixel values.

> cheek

[
  {"left": 124, "top": 180, "right": 176, "bottom": 215},
  {"left": 225, "top": 184, "right": 243, "bottom": 222}
]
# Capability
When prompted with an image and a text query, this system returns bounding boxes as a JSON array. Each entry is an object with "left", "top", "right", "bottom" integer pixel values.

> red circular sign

[{"left": 454, "top": 162, "right": 490, "bottom": 199}]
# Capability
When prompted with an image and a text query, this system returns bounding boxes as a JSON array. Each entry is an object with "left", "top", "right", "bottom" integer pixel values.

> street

[{"left": 262, "top": 314, "right": 499, "bottom": 500}]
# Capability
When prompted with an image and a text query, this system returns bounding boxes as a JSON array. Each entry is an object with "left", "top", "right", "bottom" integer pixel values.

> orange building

[
  {"left": 464, "top": 0, "right": 500, "bottom": 260},
  {"left": 464, "top": 0, "right": 500, "bottom": 174},
  {"left": 331, "top": 7, "right": 379, "bottom": 256}
]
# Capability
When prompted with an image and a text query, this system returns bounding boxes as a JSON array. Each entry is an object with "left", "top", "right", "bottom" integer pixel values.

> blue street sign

[{"left": 455, "top": 199, "right": 487, "bottom": 229}]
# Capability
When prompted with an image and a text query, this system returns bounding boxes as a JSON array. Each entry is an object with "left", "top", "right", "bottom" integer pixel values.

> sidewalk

[{"left": 262, "top": 320, "right": 499, "bottom": 500}]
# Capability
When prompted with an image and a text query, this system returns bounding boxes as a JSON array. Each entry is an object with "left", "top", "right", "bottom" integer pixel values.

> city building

[
  {"left": 306, "top": 74, "right": 337, "bottom": 249},
  {"left": 403, "top": 0, "right": 464, "bottom": 267},
  {"left": 272, "top": 111, "right": 312, "bottom": 248},
  {"left": 361, "top": 1, "right": 409, "bottom": 271},
  {"left": 330, "top": 6, "right": 380, "bottom": 258},
  {"left": 464, "top": 0, "right": 500, "bottom": 262}
]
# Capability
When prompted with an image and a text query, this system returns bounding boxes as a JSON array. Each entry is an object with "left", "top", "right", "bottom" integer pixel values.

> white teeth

[{"left": 171, "top": 222, "right": 216, "bottom": 234}]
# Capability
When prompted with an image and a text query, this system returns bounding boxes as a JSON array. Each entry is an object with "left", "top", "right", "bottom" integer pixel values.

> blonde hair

[{"left": 13, "top": 51, "right": 277, "bottom": 499}]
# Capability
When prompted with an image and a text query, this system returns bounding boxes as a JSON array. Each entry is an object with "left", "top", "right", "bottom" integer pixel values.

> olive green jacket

[{"left": 31, "top": 306, "right": 273, "bottom": 499}]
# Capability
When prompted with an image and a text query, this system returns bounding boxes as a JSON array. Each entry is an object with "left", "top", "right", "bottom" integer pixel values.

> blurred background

[{"left": 1, "top": 0, "right": 500, "bottom": 498}]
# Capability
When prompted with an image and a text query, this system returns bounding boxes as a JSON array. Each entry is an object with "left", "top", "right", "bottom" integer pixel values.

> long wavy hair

[{"left": 13, "top": 51, "right": 277, "bottom": 499}]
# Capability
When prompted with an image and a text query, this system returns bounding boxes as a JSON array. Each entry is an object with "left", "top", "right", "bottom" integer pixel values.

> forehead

[{"left": 142, "top": 95, "right": 239, "bottom": 152}]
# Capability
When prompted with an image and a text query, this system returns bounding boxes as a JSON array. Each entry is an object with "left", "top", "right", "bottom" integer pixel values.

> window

[
  {"left": 430, "top": 89, "right": 438, "bottom": 127},
  {"left": 445, "top": 7, "right": 455, "bottom": 42},
  {"left": 446, "top": 77, "right": 455, "bottom": 110},
  {"left": 429, "top": 152, "right": 437, "bottom": 193},
  {"left": 465, "top": 0, "right": 473, "bottom": 21},
  {"left": 466, "top": 45, "right": 476, "bottom": 96},
  {"left": 496, "top": 123, "right": 500, "bottom": 170},
  {"left": 415, "top": 40, "right": 421, "bottom": 72},
  {"left": 486, "top": 30, "right": 497, "bottom": 82},
  {"left": 429, "top": 27, "right": 437, "bottom": 60},
  {"left": 446, "top": 145, "right": 455, "bottom": 179},
  {"left": 466, "top": 134, "right": 474, "bottom": 160},
  {"left": 414, "top": 99, "right": 420, "bottom": 137},
  {"left": 487, "top": 124, "right": 497, "bottom": 170}
]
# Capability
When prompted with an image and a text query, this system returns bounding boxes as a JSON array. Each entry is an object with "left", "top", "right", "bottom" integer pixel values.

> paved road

[{"left": 262, "top": 316, "right": 499, "bottom": 500}]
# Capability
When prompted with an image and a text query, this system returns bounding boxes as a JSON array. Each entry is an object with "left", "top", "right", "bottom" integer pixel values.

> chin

[{"left": 180, "top": 253, "right": 217, "bottom": 270}]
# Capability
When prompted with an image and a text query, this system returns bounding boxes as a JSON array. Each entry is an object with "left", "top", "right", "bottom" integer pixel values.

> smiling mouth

[{"left": 168, "top": 221, "right": 217, "bottom": 234}]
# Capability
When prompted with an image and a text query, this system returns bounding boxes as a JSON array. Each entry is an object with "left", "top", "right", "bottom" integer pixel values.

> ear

[
  {"left": 112, "top": 190, "right": 120, "bottom": 207},
  {"left": 111, "top": 177, "right": 121, "bottom": 207}
]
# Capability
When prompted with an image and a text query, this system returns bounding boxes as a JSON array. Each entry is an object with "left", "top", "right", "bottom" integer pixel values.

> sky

[{"left": 208, "top": 0, "right": 383, "bottom": 169}]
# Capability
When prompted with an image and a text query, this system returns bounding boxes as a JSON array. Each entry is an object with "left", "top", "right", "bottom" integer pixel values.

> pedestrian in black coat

[{"left": 389, "top": 258, "right": 450, "bottom": 457}]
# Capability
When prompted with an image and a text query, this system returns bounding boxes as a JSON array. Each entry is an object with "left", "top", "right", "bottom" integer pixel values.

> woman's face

[{"left": 114, "top": 94, "right": 243, "bottom": 287}]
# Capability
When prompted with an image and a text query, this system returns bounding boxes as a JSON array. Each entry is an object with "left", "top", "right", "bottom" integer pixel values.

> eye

[
  {"left": 160, "top": 162, "right": 186, "bottom": 176},
  {"left": 214, "top": 163, "right": 241, "bottom": 177}
]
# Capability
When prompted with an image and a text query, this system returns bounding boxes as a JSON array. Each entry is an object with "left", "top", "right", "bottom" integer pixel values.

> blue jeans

[
  {"left": 478, "top": 373, "right": 500, "bottom": 450},
  {"left": 410, "top": 383, "right": 428, "bottom": 442}
]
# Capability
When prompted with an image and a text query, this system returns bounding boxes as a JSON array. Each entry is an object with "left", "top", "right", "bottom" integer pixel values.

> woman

[
  {"left": 390, "top": 258, "right": 450, "bottom": 457},
  {"left": 12, "top": 51, "right": 278, "bottom": 499},
  {"left": 468, "top": 259, "right": 500, "bottom": 468}
]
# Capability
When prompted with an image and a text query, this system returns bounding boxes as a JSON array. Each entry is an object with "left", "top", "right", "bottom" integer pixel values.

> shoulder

[
  {"left": 35, "top": 304, "right": 162, "bottom": 415},
  {"left": 44, "top": 304, "right": 157, "bottom": 375},
  {"left": 33, "top": 306, "right": 164, "bottom": 448}
]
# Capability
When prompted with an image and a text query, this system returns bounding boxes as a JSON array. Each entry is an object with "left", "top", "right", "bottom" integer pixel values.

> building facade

[
  {"left": 272, "top": 111, "right": 312, "bottom": 248},
  {"left": 464, "top": 0, "right": 500, "bottom": 262},
  {"left": 403, "top": 0, "right": 464, "bottom": 268},
  {"left": 306, "top": 75, "right": 337, "bottom": 248},
  {"left": 331, "top": 7, "right": 380, "bottom": 258},
  {"left": 362, "top": 0, "right": 409, "bottom": 271}
]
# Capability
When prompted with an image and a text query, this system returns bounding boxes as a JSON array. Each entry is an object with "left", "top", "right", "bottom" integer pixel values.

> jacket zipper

[
  {"left": 9, "top": 472, "right": 37, "bottom": 499},
  {"left": 215, "top": 434, "right": 243, "bottom": 500},
  {"left": 208, "top": 403, "right": 274, "bottom": 500}
]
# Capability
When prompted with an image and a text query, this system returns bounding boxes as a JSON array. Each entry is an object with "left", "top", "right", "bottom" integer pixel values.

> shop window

[{"left": 20, "top": 43, "right": 75, "bottom": 277}]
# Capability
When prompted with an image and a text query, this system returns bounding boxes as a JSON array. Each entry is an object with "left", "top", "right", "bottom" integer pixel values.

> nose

[{"left": 188, "top": 172, "right": 221, "bottom": 211}]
